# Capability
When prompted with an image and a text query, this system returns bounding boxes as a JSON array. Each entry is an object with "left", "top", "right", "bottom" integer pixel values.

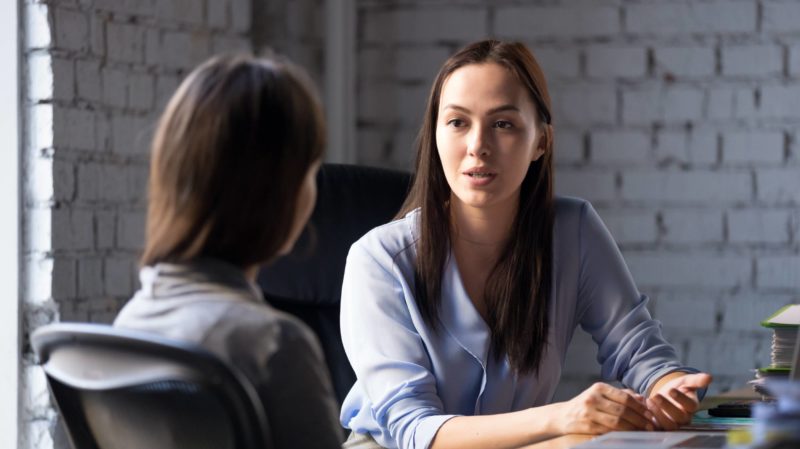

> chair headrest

[{"left": 258, "top": 163, "right": 411, "bottom": 305}]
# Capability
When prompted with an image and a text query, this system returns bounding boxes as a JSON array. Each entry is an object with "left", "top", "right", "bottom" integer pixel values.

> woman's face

[
  {"left": 278, "top": 159, "right": 321, "bottom": 255},
  {"left": 435, "top": 62, "right": 544, "bottom": 213}
]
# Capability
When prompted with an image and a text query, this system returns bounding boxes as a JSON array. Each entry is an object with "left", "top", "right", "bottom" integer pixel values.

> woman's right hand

[{"left": 549, "top": 382, "right": 655, "bottom": 435}]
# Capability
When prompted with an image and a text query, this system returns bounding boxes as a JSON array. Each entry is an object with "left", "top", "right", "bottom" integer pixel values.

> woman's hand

[
  {"left": 550, "top": 382, "right": 655, "bottom": 435},
  {"left": 646, "top": 372, "right": 713, "bottom": 430}
]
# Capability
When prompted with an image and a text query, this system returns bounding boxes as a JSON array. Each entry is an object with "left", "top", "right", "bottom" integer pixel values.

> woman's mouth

[{"left": 463, "top": 170, "right": 497, "bottom": 186}]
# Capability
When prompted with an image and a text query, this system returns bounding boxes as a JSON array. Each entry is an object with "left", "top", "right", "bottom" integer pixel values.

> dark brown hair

[
  {"left": 398, "top": 40, "right": 555, "bottom": 375},
  {"left": 142, "top": 54, "right": 325, "bottom": 268}
]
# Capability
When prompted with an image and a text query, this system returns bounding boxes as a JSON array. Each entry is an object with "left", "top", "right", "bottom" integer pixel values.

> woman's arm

[
  {"left": 430, "top": 383, "right": 654, "bottom": 449},
  {"left": 574, "top": 201, "right": 704, "bottom": 396},
  {"left": 340, "top": 239, "right": 456, "bottom": 449},
  {"left": 572, "top": 200, "right": 713, "bottom": 431}
]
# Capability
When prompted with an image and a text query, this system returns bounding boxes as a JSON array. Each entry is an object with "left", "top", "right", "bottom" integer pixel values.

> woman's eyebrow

[{"left": 441, "top": 104, "right": 521, "bottom": 114}]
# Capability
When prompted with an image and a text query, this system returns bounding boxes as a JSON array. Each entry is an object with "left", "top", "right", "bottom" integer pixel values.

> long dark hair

[
  {"left": 397, "top": 40, "right": 555, "bottom": 375},
  {"left": 142, "top": 54, "right": 325, "bottom": 268}
]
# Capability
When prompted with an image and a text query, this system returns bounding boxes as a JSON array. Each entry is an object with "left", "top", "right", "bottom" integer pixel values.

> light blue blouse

[{"left": 339, "top": 197, "right": 698, "bottom": 449}]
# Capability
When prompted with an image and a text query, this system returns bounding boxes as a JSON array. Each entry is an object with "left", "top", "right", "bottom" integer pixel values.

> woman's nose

[{"left": 466, "top": 126, "right": 491, "bottom": 157}]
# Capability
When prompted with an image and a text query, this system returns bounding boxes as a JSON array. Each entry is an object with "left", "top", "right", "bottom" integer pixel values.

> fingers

[
  {"left": 647, "top": 396, "right": 676, "bottom": 430},
  {"left": 597, "top": 384, "right": 650, "bottom": 417},
  {"left": 592, "top": 384, "right": 654, "bottom": 431},
  {"left": 579, "top": 420, "right": 614, "bottom": 436},
  {"left": 594, "top": 401, "right": 654, "bottom": 431},
  {"left": 648, "top": 394, "right": 692, "bottom": 430},
  {"left": 666, "top": 388, "right": 699, "bottom": 413}
]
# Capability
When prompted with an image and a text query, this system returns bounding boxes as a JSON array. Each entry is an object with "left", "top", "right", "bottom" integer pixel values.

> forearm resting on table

[{"left": 429, "top": 404, "right": 561, "bottom": 449}]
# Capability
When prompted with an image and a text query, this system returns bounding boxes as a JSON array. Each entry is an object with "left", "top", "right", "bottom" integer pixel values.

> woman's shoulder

[
  {"left": 552, "top": 196, "right": 601, "bottom": 251},
  {"left": 554, "top": 195, "right": 591, "bottom": 219},
  {"left": 350, "top": 208, "right": 419, "bottom": 263},
  {"left": 210, "top": 300, "right": 323, "bottom": 358}
]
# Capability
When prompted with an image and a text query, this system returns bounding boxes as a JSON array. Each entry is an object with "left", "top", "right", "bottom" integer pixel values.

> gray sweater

[{"left": 114, "top": 258, "right": 343, "bottom": 449}]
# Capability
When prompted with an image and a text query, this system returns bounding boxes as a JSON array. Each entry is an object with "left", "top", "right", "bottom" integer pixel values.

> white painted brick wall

[
  {"left": 586, "top": 46, "right": 646, "bottom": 79},
  {"left": 364, "top": 8, "right": 487, "bottom": 44},
  {"left": 532, "top": 47, "right": 580, "bottom": 79},
  {"left": 654, "top": 46, "right": 715, "bottom": 78},
  {"left": 75, "top": 59, "right": 102, "bottom": 102},
  {"left": 789, "top": 45, "right": 800, "bottom": 77},
  {"left": 591, "top": 130, "right": 650, "bottom": 164},
  {"left": 495, "top": 6, "right": 620, "bottom": 39},
  {"left": 157, "top": 0, "right": 204, "bottom": 26},
  {"left": 102, "top": 67, "right": 128, "bottom": 108},
  {"left": 21, "top": 0, "right": 255, "bottom": 446},
  {"left": 653, "top": 296, "right": 717, "bottom": 333},
  {"left": 553, "top": 129, "right": 584, "bottom": 165},
  {"left": 627, "top": 254, "right": 751, "bottom": 289},
  {"left": 722, "top": 44, "right": 783, "bottom": 78},
  {"left": 622, "top": 87, "right": 704, "bottom": 125},
  {"left": 723, "top": 131, "right": 785, "bottom": 164},
  {"left": 53, "top": 7, "right": 89, "bottom": 52},
  {"left": 759, "top": 86, "right": 800, "bottom": 119},
  {"left": 625, "top": 1, "right": 756, "bottom": 35},
  {"left": 396, "top": 47, "right": 449, "bottom": 82},
  {"left": 555, "top": 87, "right": 616, "bottom": 126},
  {"left": 661, "top": 209, "right": 724, "bottom": 244},
  {"left": 77, "top": 258, "right": 104, "bottom": 298},
  {"left": 622, "top": 172, "right": 751, "bottom": 203},
  {"left": 728, "top": 209, "right": 791, "bottom": 244},
  {"left": 106, "top": 22, "right": 146, "bottom": 64},
  {"left": 762, "top": 0, "right": 800, "bottom": 33},
  {"left": 556, "top": 170, "right": 616, "bottom": 203},
  {"left": 720, "top": 295, "right": 796, "bottom": 332},
  {"left": 596, "top": 208, "right": 657, "bottom": 245},
  {"left": 708, "top": 87, "right": 759, "bottom": 120},
  {"left": 758, "top": 256, "right": 800, "bottom": 289},
  {"left": 757, "top": 168, "right": 800, "bottom": 203},
  {"left": 357, "top": 0, "right": 800, "bottom": 397}
]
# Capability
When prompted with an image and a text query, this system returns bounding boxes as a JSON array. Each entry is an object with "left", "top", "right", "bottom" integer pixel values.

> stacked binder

[{"left": 750, "top": 304, "right": 800, "bottom": 395}]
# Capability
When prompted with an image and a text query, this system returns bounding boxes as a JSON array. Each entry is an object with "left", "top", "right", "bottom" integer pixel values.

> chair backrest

[
  {"left": 258, "top": 163, "right": 411, "bottom": 403},
  {"left": 32, "top": 323, "right": 272, "bottom": 449}
]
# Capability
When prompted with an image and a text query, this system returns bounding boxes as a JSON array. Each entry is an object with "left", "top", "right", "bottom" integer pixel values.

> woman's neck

[
  {"left": 243, "top": 265, "right": 259, "bottom": 282},
  {"left": 449, "top": 194, "right": 517, "bottom": 249}
]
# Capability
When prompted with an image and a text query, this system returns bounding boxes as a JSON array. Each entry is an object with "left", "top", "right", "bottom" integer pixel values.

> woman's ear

[
  {"left": 531, "top": 143, "right": 545, "bottom": 162},
  {"left": 531, "top": 124, "right": 551, "bottom": 162}
]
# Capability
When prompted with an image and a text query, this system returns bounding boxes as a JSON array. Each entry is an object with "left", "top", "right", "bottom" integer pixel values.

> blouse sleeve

[
  {"left": 340, "top": 238, "right": 457, "bottom": 449},
  {"left": 575, "top": 201, "right": 700, "bottom": 396}
]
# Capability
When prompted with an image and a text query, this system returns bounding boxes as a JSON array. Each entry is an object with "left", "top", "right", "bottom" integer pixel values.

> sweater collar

[{"left": 139, "top": 257, "right": 264, "bottom": 304}]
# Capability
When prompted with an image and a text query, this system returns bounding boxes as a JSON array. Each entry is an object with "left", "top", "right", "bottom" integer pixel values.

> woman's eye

[
  {"left": 493, "top": 120, "right": 513, "bottom": 129},
  {"left": 447, "top": 118, "right": 465, "bottom": 127}
]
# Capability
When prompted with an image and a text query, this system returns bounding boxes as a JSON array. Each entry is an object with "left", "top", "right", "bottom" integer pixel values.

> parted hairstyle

[
  {"left": 397, "top": 40, "right": 555, "bottom": 375},
  {"left": 142, "top": 53, "right": 325, "bottom": 268}
]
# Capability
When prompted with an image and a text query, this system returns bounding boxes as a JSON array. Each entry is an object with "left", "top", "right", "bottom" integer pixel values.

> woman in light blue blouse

[{"left": 339, "top": 40, "right": 712, "bottom": 449}]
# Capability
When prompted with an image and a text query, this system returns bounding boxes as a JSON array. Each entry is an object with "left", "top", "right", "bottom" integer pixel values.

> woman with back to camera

[
  {"left": 339, "top": 40, "right": 712, "bottom": 449},
  {"left": 114, "top": 53, "right": 343, "bottom": 449}
]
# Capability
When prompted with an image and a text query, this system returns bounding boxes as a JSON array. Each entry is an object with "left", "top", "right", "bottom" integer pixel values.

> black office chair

[
  {"left": 259, "top": 163, "right": 412, "bottom": 404},
  {"left": 31, "top": 322, "right": 272, "bottom": 449}
]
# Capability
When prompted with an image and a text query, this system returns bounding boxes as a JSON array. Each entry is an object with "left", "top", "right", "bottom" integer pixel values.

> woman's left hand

[{"left": 646, "top": 373, "right": 713, "bottom": 430}]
